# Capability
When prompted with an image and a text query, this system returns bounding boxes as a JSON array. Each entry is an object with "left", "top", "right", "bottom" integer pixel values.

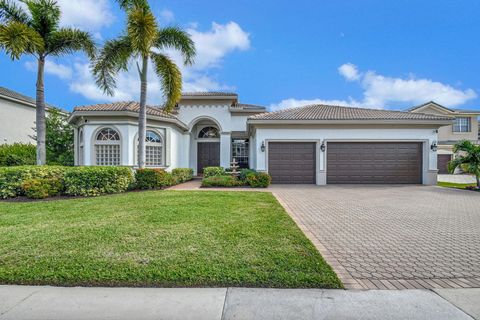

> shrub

[
  {"left": 64, "top": 167, "right": 134, "bottom": 197},
  {"left": 172, "top": 168, "right": 193, "bottom": 183},
  {"left": 22, "top": 178, "right": 63, "bottom": 199},
  {"left": 203, "top": 167, "right": 225, "bottom": 178},
  {"left": 135, "top": 169, "right": 176, "bottom": 190},
  {"left": 201, "top": 175, "right": 244, "bottom": 188},
  {"left": 246, "top": 172, "right": 271, "bottom": 188},
  {"left": 239, "top": 168, "right": 256, "bottom": 181},
  {"left": 0, "top": 166, "right": 66, "bottom": 198},
  {"left": 0, "top": 143, "right": 36, "bottom": 167}
]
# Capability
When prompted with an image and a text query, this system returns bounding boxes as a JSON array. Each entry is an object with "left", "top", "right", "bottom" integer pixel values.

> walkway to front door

[{"left": 197, "top": 142, "right": 220, "bottom": 174}]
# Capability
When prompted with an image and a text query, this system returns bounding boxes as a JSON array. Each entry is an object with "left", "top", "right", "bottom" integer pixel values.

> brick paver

[{"left": 271, "top": 185, "right": 480, "bottom": 290}]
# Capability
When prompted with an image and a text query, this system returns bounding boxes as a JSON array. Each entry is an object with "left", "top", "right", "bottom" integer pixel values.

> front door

[{"left": 197, "top": 142, "right": 220, "bottom": 174}]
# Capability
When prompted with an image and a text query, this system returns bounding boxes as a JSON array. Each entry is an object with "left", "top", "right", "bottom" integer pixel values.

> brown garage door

[
  {"left": 327, "top": 142, "right": 423, "bottom": 184},
  {"left": 268, "top": 142, "right": 316, "bottom": 184},
  {"left": 437, "top": 154, "right": 452, "bottom": 174}
]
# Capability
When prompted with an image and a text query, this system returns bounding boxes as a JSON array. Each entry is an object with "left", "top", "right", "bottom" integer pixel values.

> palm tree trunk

[
  {"left": 137, "top": 55, "right": 148, "bottom": 169},
  {"left": 36, "top": 56, "right": 47, "bottom": 165},
  {"left": 476, "top": 175, "right": 480, "bottom": 188}
]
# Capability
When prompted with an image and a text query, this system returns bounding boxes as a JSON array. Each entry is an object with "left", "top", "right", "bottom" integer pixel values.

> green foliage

[
  {"left": 448, "top": 140, "right": 480, "bottom": 187},
  {"left": 245, "top": 172, "right": 272, "bottom": 188},
  {"left": 45, "top": 108, "right": 74, "bottom": 166},
  {"left": 203, "top": 166, "right": 225, "bottom": 178},
  {"left": 0, "top": 143, "right": 36, "bottom": 166},
  {"left": 0, "top": 165, "right": 65, "bottom": 198},
  {"left": 239, "top": 168, "right": 256, "bottom": 181},
  {"left": 134, "top": 168, "right": 175, "bottom": 189},
  {"left": 22, "top": 177, "right": 62, "bottom": 199},
  {"left": 172, "top": 168, "right": 193, "bottom": 183},
  {"left": 64, "top": 167, "right": 134, "bottom": 197},
  {"left": 201, "top": 175, "right": 244, "bottom": 188}
]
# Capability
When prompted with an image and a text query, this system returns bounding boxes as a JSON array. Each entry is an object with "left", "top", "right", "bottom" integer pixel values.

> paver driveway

[{"left": 272, "top": 185, "right": 480, "bottom": 290}]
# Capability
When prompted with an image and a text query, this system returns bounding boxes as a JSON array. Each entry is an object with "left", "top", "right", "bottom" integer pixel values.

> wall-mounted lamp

[
  {"left": 430, "top": 141, "right": 438, "bottom": 152},
  {"left": 261, "top": 141, "right": 266, "bottom": 152},
  {"left": 320, "top": 142, "right": 326, "bottom": 152}
]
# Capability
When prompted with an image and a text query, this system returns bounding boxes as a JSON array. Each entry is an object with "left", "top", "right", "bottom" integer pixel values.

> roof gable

[{"left": 407, "top": 101, "right": 455, "bottom": 115}]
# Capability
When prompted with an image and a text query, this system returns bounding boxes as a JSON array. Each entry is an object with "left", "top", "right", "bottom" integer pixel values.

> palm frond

[
  {"left": 116, "top": 0, "right": 149, "bottom": 11},
  {"left": 92, "top": 36, "right": 134, "bottom": 96},
  {"left": 156, "top": 26, "right": 195, "bottom": 65},
  {"left": 0, "top": 21, "right": 43, "bottom": 59},
  {"left": 150, "top": 52, "right": 182, "bottom": 113},
  {"left": 25, "top": 0, "right": 60, "bottom": 38},
  {"left": 0, "top": 0, "right": 31, "bottom": 25},
  {"left": 47, "top": 28, "right": 96, "bottom": 58},
  {"left": 127, "top": 6, "right": 157, "bottom": 55},
  {"left": 448, "top": 139, "right": 480, "bottom": 175}
]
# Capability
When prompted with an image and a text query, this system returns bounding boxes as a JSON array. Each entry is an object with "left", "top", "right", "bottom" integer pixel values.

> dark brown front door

[
  {"left": 327, "top": 142, "right": 423, "bottom": 184},
  {"left": 197, "top": 142, "right": 220, "bottom": 174},
  {"left": 437, "top": 154, "right": 452, "bottom": 174},
  {"left": 268, "top": 142, "right": 316, "bottom": 184}
]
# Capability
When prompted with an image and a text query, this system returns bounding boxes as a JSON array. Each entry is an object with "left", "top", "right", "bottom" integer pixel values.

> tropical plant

[
  {"left": 448, "top": 140, "right": 480, "bottom": 187},
  {"left": 0, "top": 0, "right": 95, "bottom": 165},
  {"left": 45, "top": 108, "right": 74, "bottom": 165},
  {"left": 93, "top": 0, "right": 195, "bottom": 169}
]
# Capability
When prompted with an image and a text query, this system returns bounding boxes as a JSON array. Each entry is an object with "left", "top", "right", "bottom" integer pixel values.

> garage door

[
  {"left": 268, "top": 142, "right": 316, "bottom": 184},
  {"left": 327, "top": 142, "right": 423, "bottom": 184},
  {"left": 437, "top": 154, "right": 452, "bottom": 174}
]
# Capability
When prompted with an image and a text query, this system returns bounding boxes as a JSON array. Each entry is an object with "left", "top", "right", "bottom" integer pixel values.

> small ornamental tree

[{"left": 448, "top": 140, "right": 480, "bottom": 188}]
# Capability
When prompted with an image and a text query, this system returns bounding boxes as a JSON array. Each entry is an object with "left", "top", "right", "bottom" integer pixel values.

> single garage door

[
  {"left": 437, "top": 154, "right": 452, "bottom": 174},
  {"left": 268, "top": 142, "right": 316, "bottom": 184},
  {"left": 327, "top": 142, "right": 423, "bottom": 184}
]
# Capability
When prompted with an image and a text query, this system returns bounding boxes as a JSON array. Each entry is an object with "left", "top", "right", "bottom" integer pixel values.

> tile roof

[
  {"left": 0, "top": 86, "right": 59, "bottom": 110},
  {"left": 232, "top": 103, "right": 266, "bottom": 110},
  {"left": 73, "top": 101, "right": 178, "bottom": 119},
  {"left": 249, "top": 104, "right": 454, "bottom": 121},
  {"left": 182, "top": 92, "right": 238, "bottom": 97}
]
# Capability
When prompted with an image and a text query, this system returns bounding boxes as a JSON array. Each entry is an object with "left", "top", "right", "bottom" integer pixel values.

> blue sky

[{"left": 1, "top": 0, "right": 479, "bottom": 112}]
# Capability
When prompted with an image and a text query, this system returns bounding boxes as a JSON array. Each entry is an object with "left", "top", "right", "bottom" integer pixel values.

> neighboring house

[
  {"left": 0, "top": 86, "right": 64, "bottom": 144},
  {"left": 68, "top": 92, "right": 453, "bottom": 185},
  {"left": 408, "top": 102, "right": 480, "bottom": 174}
]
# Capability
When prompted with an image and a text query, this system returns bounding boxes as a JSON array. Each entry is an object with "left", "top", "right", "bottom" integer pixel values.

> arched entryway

[{"left": 190, "top": 119, "right": 221, "bottom": 174}]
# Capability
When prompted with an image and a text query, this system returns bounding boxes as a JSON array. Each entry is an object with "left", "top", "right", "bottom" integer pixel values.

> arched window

[
  {"left": 95, "top": 128, "right": 121, "bottom": 166},
  {"left": 144, "top": 130, "right": 163, "bottom": 166},
  {"left": 78, "top": 129, "right": 84, "bottom": 165},
  {"left": 198, "top": 126, "right": 219, "bottom": 139}
]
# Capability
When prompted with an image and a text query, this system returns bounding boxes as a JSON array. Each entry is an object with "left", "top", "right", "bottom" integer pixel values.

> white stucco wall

[
  {"left": 253, "top": 126, "right": 439, "bottom": 185},
  {"left": 77, "top": 121, "right": 187, "bottom": 170},
  {"left": 0, "top": 98, "right": 36, "bottom": 144}
]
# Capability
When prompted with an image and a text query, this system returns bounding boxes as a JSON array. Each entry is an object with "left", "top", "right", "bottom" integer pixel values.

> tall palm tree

[
  {"left": 93, "top": 0, "right": 195, "bottom": 169},
  {"left": 448, "top": 140, "right": 480, "bottom": 187},
  {"left": 0, "top": 0, "right": 95, "bottom": 165}
]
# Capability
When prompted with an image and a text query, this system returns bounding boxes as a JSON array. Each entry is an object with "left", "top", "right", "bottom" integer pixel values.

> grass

[
  {"left": 437, "top": 181, "right": 476, "bottom": 189},
  {"left": 0, "top": 191, "right": 341, "bottom": 288}
]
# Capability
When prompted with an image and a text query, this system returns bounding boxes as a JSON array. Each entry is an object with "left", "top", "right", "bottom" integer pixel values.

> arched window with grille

[
  {"left": 198, "top": 126, "right": 219, "bottom": 139},
  {"left": 94, "top": 128, "right": 121, "bottom": 166},
  {"left": 144, "top": 130, "right": 163, "bottom": 166}
]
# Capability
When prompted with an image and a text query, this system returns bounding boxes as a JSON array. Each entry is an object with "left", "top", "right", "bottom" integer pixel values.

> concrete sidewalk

[{"left": 1, "top": 286, "right": 479, "bottom": 320}]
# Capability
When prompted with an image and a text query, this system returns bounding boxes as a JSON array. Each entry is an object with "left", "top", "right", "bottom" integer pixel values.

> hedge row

[
  {"left": 0, "top": 166, "right": 193, "bottom": 199},
  {"left": 201, "top": 167, "right": 271, "bottom": 188},
  {"left": 0, "top": 143, "right": 36, "bottom": 167}
]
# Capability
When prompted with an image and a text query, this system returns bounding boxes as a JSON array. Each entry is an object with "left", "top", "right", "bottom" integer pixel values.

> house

[
  {"left": 68, "top": 92, "right": 453, "bottom": 185},
  {"left": 0, "top": 86, "right": 64, "bottom": 144},
  {"left": 408, "top": 102, "right": 480, "bottom": 174}
]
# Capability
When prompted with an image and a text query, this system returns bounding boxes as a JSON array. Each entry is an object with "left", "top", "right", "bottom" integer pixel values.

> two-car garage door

[{"left": 267, "top": 142, "right": 423, "bottom": 184}]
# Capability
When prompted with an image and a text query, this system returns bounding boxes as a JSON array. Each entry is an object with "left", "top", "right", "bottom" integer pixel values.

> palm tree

[
  {"left": 448, "top": 140, "right": 480, "bottom": 187},
  {"left": 93, "top": 0, "right": 195, "bottom": 169},
  {"left": 0, "top": 0, "right": 95, "bottom": 165}
]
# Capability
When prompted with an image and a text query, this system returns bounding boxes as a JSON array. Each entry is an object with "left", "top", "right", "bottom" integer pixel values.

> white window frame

[
  {"left": 78, "top": 129, "right": 84, "bottom": 165},
  {"left": 94, "top": 127, "right": 121, "bottom": 166},
  {"left": 453, "top": 117, "right": 471, "bottom": 133},
  {"left": 135, "top": 129, "right": 165, "bottom": 167}
]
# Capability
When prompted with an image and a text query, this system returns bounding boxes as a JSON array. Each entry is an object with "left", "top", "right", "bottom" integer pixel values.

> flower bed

[{"left": 201, "top": 167, "right": 271, "bottom": 188}]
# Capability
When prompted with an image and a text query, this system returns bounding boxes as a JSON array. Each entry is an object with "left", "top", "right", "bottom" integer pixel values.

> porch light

[
  {"left": 431, "top": 141, "right": 438, "bottom": 152},
  {"left": 320, "top": 142, "right": 326, "bottom": 152},
  {"left": 261, "top": 141, "right": 266, "bottom": 152}
]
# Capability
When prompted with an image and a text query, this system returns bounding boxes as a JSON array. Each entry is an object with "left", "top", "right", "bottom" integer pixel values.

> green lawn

[
  {"left": 437, "top": 181, "right": 476, "bottom": 189},
  {"left": 0, "top": 191, "right": 341, "bottom": 288}
]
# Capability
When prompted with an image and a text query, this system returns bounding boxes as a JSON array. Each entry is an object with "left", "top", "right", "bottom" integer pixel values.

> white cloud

[
  {"left": 25, "top": 60, "right": 73, "bottom": 80},
  {"left": 68, "top": 21, "right": 250, "bottom": 103},
  {"left": 338, "top": 63, "right": 359, "bottom": 81},
  {"left": 158, "top": 9, "right": 175, "bottom": 24},
  {"left": 15, "top": 0, "right": 114, "bottom": 32},
  {"left": 271, "top": 64, "right": 477, "bottom": 111}
]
